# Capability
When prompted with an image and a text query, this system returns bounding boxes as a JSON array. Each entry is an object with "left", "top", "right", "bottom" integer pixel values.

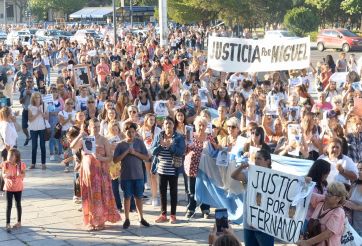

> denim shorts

[{"left": 120, "top": 179, "right": 144, "bottom": 199}]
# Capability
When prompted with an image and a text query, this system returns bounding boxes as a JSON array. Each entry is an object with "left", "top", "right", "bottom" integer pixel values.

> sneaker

[
  {"left": 77, "top": 205, "right": 82, "bottom": 212},
  {"left": 123, "top": 219, "right": 130, "bottom": 229},
  {"left": 169, "top": 215, "right": 176, "bottom": 224},
  {"left": 73, "top": 196, "right": 82, "bottom": 204},
  {"left": 152, "top": 198, "right": 160, "bottom": 207},
  {"left": 145, "top": 199, "right": 152, "bottom": 205},
  {"left": 139, "top": 218, "right": 150, "bottom": 227},
  {"left": 185, "top": 210, "right": 196, "bottom": 219},
  {"left": 64, "top": 167, "right": 70, "bottom": 173},
  {"left": 50, "top": 155, "right": 55, "bottom": 161},
  {"left": 144, "top": 182, "right": 150, "bottom": 190},
  {"left": 59, "top": 154, "right": 64, "bottom": 160},
  {"left": 155, "top": 214, "right": 168, "bottom": 223}
]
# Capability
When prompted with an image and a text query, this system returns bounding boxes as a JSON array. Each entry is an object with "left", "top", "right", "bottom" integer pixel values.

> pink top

[
  {"left": 96, "top": 63, "right": 110, "bottom": 83},
  {"left": 310, "top": 193, "right": 345, "bottom": 246},
  {"left": 2, "top": 161, "right": 26, "bottom": 192}
]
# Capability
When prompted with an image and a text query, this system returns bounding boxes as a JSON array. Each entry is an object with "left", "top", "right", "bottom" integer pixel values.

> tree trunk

[{"left": 360, "top": 15, "right": 362, "bottom": 31}]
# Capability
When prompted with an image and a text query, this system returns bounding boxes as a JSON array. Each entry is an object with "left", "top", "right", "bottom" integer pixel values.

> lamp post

[
  {"left": 159, "top": 0, "right": 168, "bottom": 47},
  {"left": 112, "top": 0, "right": 117, "bottom": 44},
  {"left": 3, "top": 0, "right": 6, "bottom": 28},
  {"left": 130, "top": 0, "right": 133, "bottom": 28}
]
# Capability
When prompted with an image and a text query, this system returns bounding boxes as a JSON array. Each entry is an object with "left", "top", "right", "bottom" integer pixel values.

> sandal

[
  {"left": 94, "top": 225, "right": 105, "bottom": 231},
  {"left": 6, "top": 224, "right": 11, "bottom": 233},
  {"left": 86, "top": 225, "right": 96, "bottom": 231},
  {"left": 29, "top": 164, "right": 35, "bottom": 169},
  {"left": 41, "top": 164, "right": 46, "bottom": 170},
  {"left": 13, "top": 222, "right": 21, "bottom": 229}
]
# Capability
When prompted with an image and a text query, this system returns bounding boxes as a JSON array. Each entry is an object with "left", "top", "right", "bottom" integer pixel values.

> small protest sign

[
  {"left": 154, "top": 100, "right": 169, "bottom": 117},
  {"left": 288, "top": 124, "right": 302, "bottom": 156},
  {"left": 83, "top": 136, "right": 96, "bottom": 154},
  {"left": 246, "top": 165, "right": 315, "bottom": 243},
  {"left": 216, "top": 148, "right": 229, "bottom": 167}
]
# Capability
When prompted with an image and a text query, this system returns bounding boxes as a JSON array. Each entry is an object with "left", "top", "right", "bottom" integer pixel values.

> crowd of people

[{"left": 0, "top": 22, "right": 361, "bottom": 245}]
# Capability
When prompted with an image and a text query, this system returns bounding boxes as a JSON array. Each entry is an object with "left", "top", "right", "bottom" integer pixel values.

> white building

[{"left": 0, "top": 0, "right": 23, "bottom": 24}]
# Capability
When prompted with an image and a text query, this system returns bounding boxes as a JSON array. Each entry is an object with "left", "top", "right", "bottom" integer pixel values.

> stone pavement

[{"left": 0, "top": 94, "right": 294, "bottom": 246}]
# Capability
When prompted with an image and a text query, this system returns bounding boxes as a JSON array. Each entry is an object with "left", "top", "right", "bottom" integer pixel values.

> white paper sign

[
  {"left": 42, "top": 94, "right": 54, "bottom": 104},
  {"left": 330, "top": 72, "right": 349, "bottom": 89},
  {"left": 288, "top": 124, "right": 302, "bottom": 156},
  {"left": 185, "top": 125, "right": 193, "bottom": 145},
  {"left": 154, "top": 100, "right": 169, "bottom": 117},
  {"left": 246, "top": 165, "right": 315, "bottom": 243},
  {"left": 207, "top": 36, "right": 310, "bottom": 73},
  {"left": 198, "top": 88, "right": 209, "bottom": 103},
  {"left": 249, "top": 146, "right": 260, "bottom": 165},
  {"left": 83, "top": 136, "right": 96, "bottom": 154}
]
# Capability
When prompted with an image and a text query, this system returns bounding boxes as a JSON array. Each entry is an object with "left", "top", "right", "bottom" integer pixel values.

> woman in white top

[
  {"left": 134, "top": 87, "right": 153, "bottom": 118},
  {"left": 0, "top": 107, "right": 18, "bottom": 161},
  {"left": 41, "top": 50, "right": 52, "bottom": 86},
  {"left": 28, "top": 92, "right": 49, "bottom": 170},
  {"left": 319, "top": 137, "right": 358, "bottom": 189},
  {"left": 58, "top": 98, "right": 76, "bottom": 165},
  {"left": 138, "top": 113, "right": 161, "bottom": 206},
  {"left": 100, "top": 108, "right": 119, "bottom": 137}
]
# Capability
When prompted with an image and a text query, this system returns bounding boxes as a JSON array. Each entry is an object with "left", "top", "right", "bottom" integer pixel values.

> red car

[{"left": 317, "top": 28, "right": 362, "bottom": 52}]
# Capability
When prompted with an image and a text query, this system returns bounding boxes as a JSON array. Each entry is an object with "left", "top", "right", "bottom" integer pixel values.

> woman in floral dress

[{"left": 70, "top": 118, "right": 121, "bottom": 231}]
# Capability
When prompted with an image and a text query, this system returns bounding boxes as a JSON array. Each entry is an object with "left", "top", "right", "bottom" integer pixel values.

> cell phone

[{"left": 215, "top": 208, "right": 229, "bottom": 233}]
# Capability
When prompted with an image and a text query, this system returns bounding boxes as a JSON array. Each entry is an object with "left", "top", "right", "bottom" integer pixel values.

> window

[{"left": 6, "top": 5, "right": 14, "bottom": 18}]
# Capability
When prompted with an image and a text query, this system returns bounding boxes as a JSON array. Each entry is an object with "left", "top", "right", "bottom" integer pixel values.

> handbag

[
  {"left": 172, "top": 155, "right": 183, "bottom": 168},
  {"left": 305, "top": 203, "right": 337, "bottom": 245},
  {"left": 0, "top": 170, "right": 4, "bottom": 192},
  {"left": 341, "top": 217, "right": 362, "bottom": 245},
  {"left": 42, "top": 104, "right": 51, "bottom": 141},
  {"left": 54, "top": 122, "right": 62, "bottom": 139}
]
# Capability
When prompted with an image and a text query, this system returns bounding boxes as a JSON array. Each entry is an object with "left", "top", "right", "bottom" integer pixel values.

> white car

[
  {"left": 6, "top": 30, "right": 31, "bottom": 46},
  {"left": 264, "top": 30, "right": 298, "bottom": 39},
  {"left": 70, "top": 29, "right": 101, "bottom": 44}
]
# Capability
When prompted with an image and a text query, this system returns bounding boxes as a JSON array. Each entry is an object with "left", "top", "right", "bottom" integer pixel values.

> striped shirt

[{"left": 157, "top": 148, "right": 176, "bottom": 175}]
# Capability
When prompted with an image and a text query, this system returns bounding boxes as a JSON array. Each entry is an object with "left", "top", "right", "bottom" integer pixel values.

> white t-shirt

[
  {"left": 0, "top": 121, "right": 18, "bottom": 149},
  {"left": 28, "top": 104, "right": 48, "bottom": 131},
  {"left": 58, "top": 110, "right": 76, "bottom": 131},
  {"left": 319, "top": 154, "right": 358, "bottom": 185}
]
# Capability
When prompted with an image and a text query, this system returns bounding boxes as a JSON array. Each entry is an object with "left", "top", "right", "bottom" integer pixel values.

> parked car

[
  {"left": 264, "top": 30, "right": 298, "bottom": 39},
  {"left": 35, "top": 29, "right": 73, "bottom": 42},
  {"left": 70, "top": 29, "right": 101, "bottom": 44},
  {"left": 6, "top": 30, "right": 31, "bottom": 46},
  {"left": 317, "top": 28, "right": 362, "bottom": 52},
  {"left": 0, "top": 31, "right": 7, "bottom": 41}
]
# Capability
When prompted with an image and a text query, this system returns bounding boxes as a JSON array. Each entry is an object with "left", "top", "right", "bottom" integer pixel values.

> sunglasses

[
  {"left": 66, "top": 102, "right": 74, "bottom": 105},
  {"left": 326, "top": 191, "right": 337, "bottom": 197},
  {"left": 227, "top": 125, "right": 237, "bottom": 129},
  {"left": 129, "top": 111, "right": 137, "bottom": 114},
  {"left": 251, "top": 131, "right": 260, "bottom": 136},
  {"left": 88, "top": 101, "right": 95, "bottom": 104}
]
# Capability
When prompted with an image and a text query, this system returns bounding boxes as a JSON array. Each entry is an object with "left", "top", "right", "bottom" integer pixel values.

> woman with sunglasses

[
  {"left": 134, "top": 87, "right": 153, "bottom": 118},
  {"left": 296, "top": 182, "right": 347, "bottom": 246},
  {"left": 84, "top": 96, "right": 99, "bottom": 122},
  {"left": 122, "top": 105, "right": 142, "bottom": 126},
  {"left": 70, "top": 118, "right": 121, "bottom": 231},
  {"left": 28, "top": 92, "right": 49, "bottom": 170},
  {"left": 138, "top": 113, "right": 161, "bottom": 207},
  {"left": 243, "top": 127, "right": 271, "bottom": 157},
  {"left": 301, "top": 112, "right": 323, "bottom": 160},
  {"left": 319, "top": 138, "right": 358, "bottom": 191}
]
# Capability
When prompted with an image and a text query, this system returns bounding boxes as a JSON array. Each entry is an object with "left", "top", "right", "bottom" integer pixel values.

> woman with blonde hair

[
  {"left": 28, "top": 92, "right": 48, "bottom": 170},
  {"left": 297, "top": 182, "right": 348, "bottom": 246}
]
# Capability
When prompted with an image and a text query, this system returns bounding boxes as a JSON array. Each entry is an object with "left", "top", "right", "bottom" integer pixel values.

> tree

[
  {"left": 29, "top": 0, "right": 86, "bottom": 21},
  {"left": 14, "top": 0, "right": 28, "bottom": 23},
  {"left": 284, "top": 7, "right": 319, "bottom": 35},
  {"left": 305, "top": 0, "right": 342, "bottom": 27},
  {"left": 341, "top": 0, "right": 362, "bottom": 29},
  {"left": 167, "top": 0, "right": 217, "bottom": 24}
]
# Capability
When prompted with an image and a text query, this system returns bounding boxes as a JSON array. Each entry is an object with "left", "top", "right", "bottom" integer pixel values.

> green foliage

[
  {"left": 29, "top": 0, "right": 86, "bottom": 20},
  {"left": 168, "top": 0, "right": 217, "bottom": 24},
  {"left": 307, "top": 31, "right": 318, "bottom": 41},
  {"left": 283, "top": 7, "right": 319, "bottom": 36},
  {"left": 341, "top": 0, "right": 362, "bottom": 15}
]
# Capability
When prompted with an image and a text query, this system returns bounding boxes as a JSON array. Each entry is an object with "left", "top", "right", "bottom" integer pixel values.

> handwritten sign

[{"left": 246, "top": 165, "right": 315, "bottom": 243}]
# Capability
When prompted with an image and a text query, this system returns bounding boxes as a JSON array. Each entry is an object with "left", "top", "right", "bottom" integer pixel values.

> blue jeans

[
  {"left": 49, "top": 123, "right": 62, "bottom": 156},
  {"left": 111, "top": 178, "right": 122, "bottom": 210},
  {"left": 244, "top": 228, "right": 274, "bottom": 246},
  {"left": 30, "top": 130, "right": 46, "bottom": 165},
  {"left": 120, "top": 179, "right": 144, "bottom": 199},
  {"left": 46, "top": 65, "right": 51, "bottom": 85}
]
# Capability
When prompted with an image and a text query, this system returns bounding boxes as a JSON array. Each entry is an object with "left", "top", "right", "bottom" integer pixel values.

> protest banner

[
  {"left": 329, "top": 72, "right": 349, "bottom": 89},
  {"left": 207, "top": 36, "right": 310, "bottom": 73},
  {"left": 42, "top": 94, "right": 54, "bottom": 104},
  {"left": 246, "top": 165, "right": 315, "bottom": 243}
]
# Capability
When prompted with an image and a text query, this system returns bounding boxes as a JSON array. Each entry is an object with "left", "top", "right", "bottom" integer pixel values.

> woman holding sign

[
  {"left": 231, "top": 149, "right": 274, "bottom": 246},
  {"left": 70, "top": 118, "right": 121, "bottom": 231},
  {"left": 184, "top": 116, "right": 215, "bottom": 219}
]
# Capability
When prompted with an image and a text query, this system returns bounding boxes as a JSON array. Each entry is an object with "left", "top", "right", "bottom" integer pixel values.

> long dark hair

[
  {"left": 254, "top": 126, "right": 267, "bottom": 145},
  {"left": 174, "top": 108, "right": 187, "bottom": 131},
  {"left": 215, "top": 87, "right": 231, "bottom": 108},
  {"left": 307, "top": 159, "right": 331, "bottom": 194},
  {"left": 231, "top": 92, "right": 246, "bottom": 113},
  {"left": 256, "top": 149, "right": 272, "bottom": 168}
]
